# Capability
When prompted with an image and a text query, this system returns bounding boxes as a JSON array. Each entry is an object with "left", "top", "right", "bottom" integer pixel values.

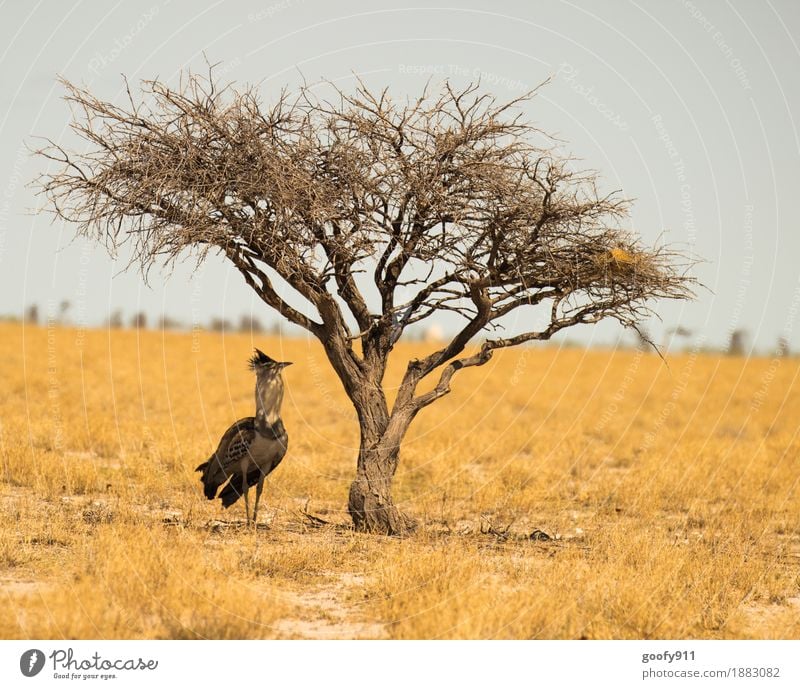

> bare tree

[
  {"left": 131, "top": 311, "right": 148, "bottom": 329},
  {"left": 209, "top": 316, "right": 232, "bottom": 332},
  {"left": 25, "top": 304, "right": 39, "bottom": 325},
  {"left": 238, "top": 314, "right": 265, "bottom": 333},
  {"left": 157, "top": 314, "right": 182, "bottom": 331},
  {"left": 57, "top": 300, "right": 71, "bottom": 325},
  {"left": 35, "top": 72, "right": 695, "bottom": 534},
  {"left": 106, "top": 308, "right": 124, "bottom": 329},
  {"left": 728, "top": 329, "right": 748, "bottom": 357},
  {"left": 661, "top": 324, "right": 693, "bottom": 351}
]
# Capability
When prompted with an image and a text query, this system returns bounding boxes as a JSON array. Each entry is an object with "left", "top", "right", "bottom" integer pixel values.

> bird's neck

[{"left": 255, "top": 375, "right": 284, "bottom": 429}]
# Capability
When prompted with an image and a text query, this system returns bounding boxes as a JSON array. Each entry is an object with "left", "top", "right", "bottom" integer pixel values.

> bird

[{"left": 196, "top": 349, "right": 291, "bottom": 527}]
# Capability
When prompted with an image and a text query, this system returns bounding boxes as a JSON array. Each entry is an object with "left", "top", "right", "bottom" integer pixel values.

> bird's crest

[{"left": 248, "top": 348, "right": 278, "bottom": 370}]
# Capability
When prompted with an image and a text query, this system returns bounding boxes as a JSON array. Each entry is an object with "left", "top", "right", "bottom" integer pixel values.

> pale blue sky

[{"left": 1, "top": 0, "right": 799, "bottom": 351}]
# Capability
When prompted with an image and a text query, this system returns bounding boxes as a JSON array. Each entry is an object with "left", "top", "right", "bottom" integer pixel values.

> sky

[{"left": 1, "top": 0, "right": 799, "bottom": 352}]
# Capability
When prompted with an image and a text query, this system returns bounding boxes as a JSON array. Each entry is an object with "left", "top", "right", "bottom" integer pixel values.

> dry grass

[{"left": 1, "top": 322, "right": 798, "bottom": 639}]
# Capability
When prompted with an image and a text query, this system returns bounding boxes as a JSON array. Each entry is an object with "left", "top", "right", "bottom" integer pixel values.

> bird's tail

[
  {"left": 195, "top": 459, "right": 221, "bottom": 500},
  {"left": 217, "top": 467, "right": 262, "bottom": 508}
]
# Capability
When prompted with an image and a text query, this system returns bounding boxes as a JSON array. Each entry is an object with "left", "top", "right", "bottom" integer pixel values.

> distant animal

[{"left": 196, "top": 349, "right": 291, "bottom": 526}]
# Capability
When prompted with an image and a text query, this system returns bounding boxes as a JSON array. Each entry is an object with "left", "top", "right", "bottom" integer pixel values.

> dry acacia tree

[{"left": 36, "top": 71, "right": 695, "bottom": 535}]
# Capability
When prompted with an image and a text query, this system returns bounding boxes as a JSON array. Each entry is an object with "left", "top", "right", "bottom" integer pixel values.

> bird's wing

[
  {"left": 197, "top": 418, "right": 256, "bottom": 499},
  {"left": 216, "top": 418, "right": 257, "bottom": 466},
  {"left": 268, "top": 423, "right": 289, "bottom": 472}
]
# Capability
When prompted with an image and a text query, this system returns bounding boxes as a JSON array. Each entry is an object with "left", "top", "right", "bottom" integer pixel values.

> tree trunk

[
  {"left": 348, "top": 406, "right": 417, "bottom": 536},
  {"left": 319, "top": 332, "right": 417, "bottom": 535}
]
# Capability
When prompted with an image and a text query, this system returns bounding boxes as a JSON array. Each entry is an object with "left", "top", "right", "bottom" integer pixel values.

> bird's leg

[
  {"left": 242, "top": 473, "right": 251, "bottom": 527},
  {"left": 253, "top": 476, "right": 266, "bottom": 527}
]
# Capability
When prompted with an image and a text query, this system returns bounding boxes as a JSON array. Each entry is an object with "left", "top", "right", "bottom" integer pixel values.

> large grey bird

[{"left": 196, "top": 349, "right": 291, "bottom": 526}]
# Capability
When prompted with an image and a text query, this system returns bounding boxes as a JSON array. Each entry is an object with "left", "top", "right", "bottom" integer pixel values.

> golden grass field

[{"left": 1, "top": 320, "right": 798, "bottom": 639}]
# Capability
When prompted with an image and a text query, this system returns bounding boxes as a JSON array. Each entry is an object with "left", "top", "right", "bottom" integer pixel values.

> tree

[
  {"left": 209, "top": 316, "right": 233, "bottom": 332},
  {"left": 35, "top": 72, "right": 695, "bottom": 534},
  {"left": 25, "top": 304, "right": 39, "bottom": 325},
  {"left": 728, "top": 329, "right": 748, "bottom": 357},
  {"left": 157, "top": 314, "right": 182, "bottom": 331},
  {"left": 57, "top": 300, "right": 71, "bottom": 325},
  {"left": 238, "top": 314, "right": 265, "bottom": 333},
  {"left": 131, "top": 311, "right": 148, "bottom": 329},
  {"left": 106, "top": 308, "right": 124, "bottom": 329}
]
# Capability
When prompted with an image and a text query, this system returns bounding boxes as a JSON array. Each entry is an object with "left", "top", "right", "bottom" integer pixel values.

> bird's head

[{"left": 248, "top": 348, "right": 292, "bottom": 377}]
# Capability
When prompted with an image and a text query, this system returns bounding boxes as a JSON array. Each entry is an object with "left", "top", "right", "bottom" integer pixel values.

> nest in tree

[
  {"left": 609, "top": 247, "right": 636, "bottom": 265},
  {"left": 593, "top": 246, "right": 659, "bottom": 279}
]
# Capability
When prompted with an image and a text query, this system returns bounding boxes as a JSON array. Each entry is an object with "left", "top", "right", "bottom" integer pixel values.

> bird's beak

[{"left": 280, "top": 361, "right": 293, "bottom": 368}]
